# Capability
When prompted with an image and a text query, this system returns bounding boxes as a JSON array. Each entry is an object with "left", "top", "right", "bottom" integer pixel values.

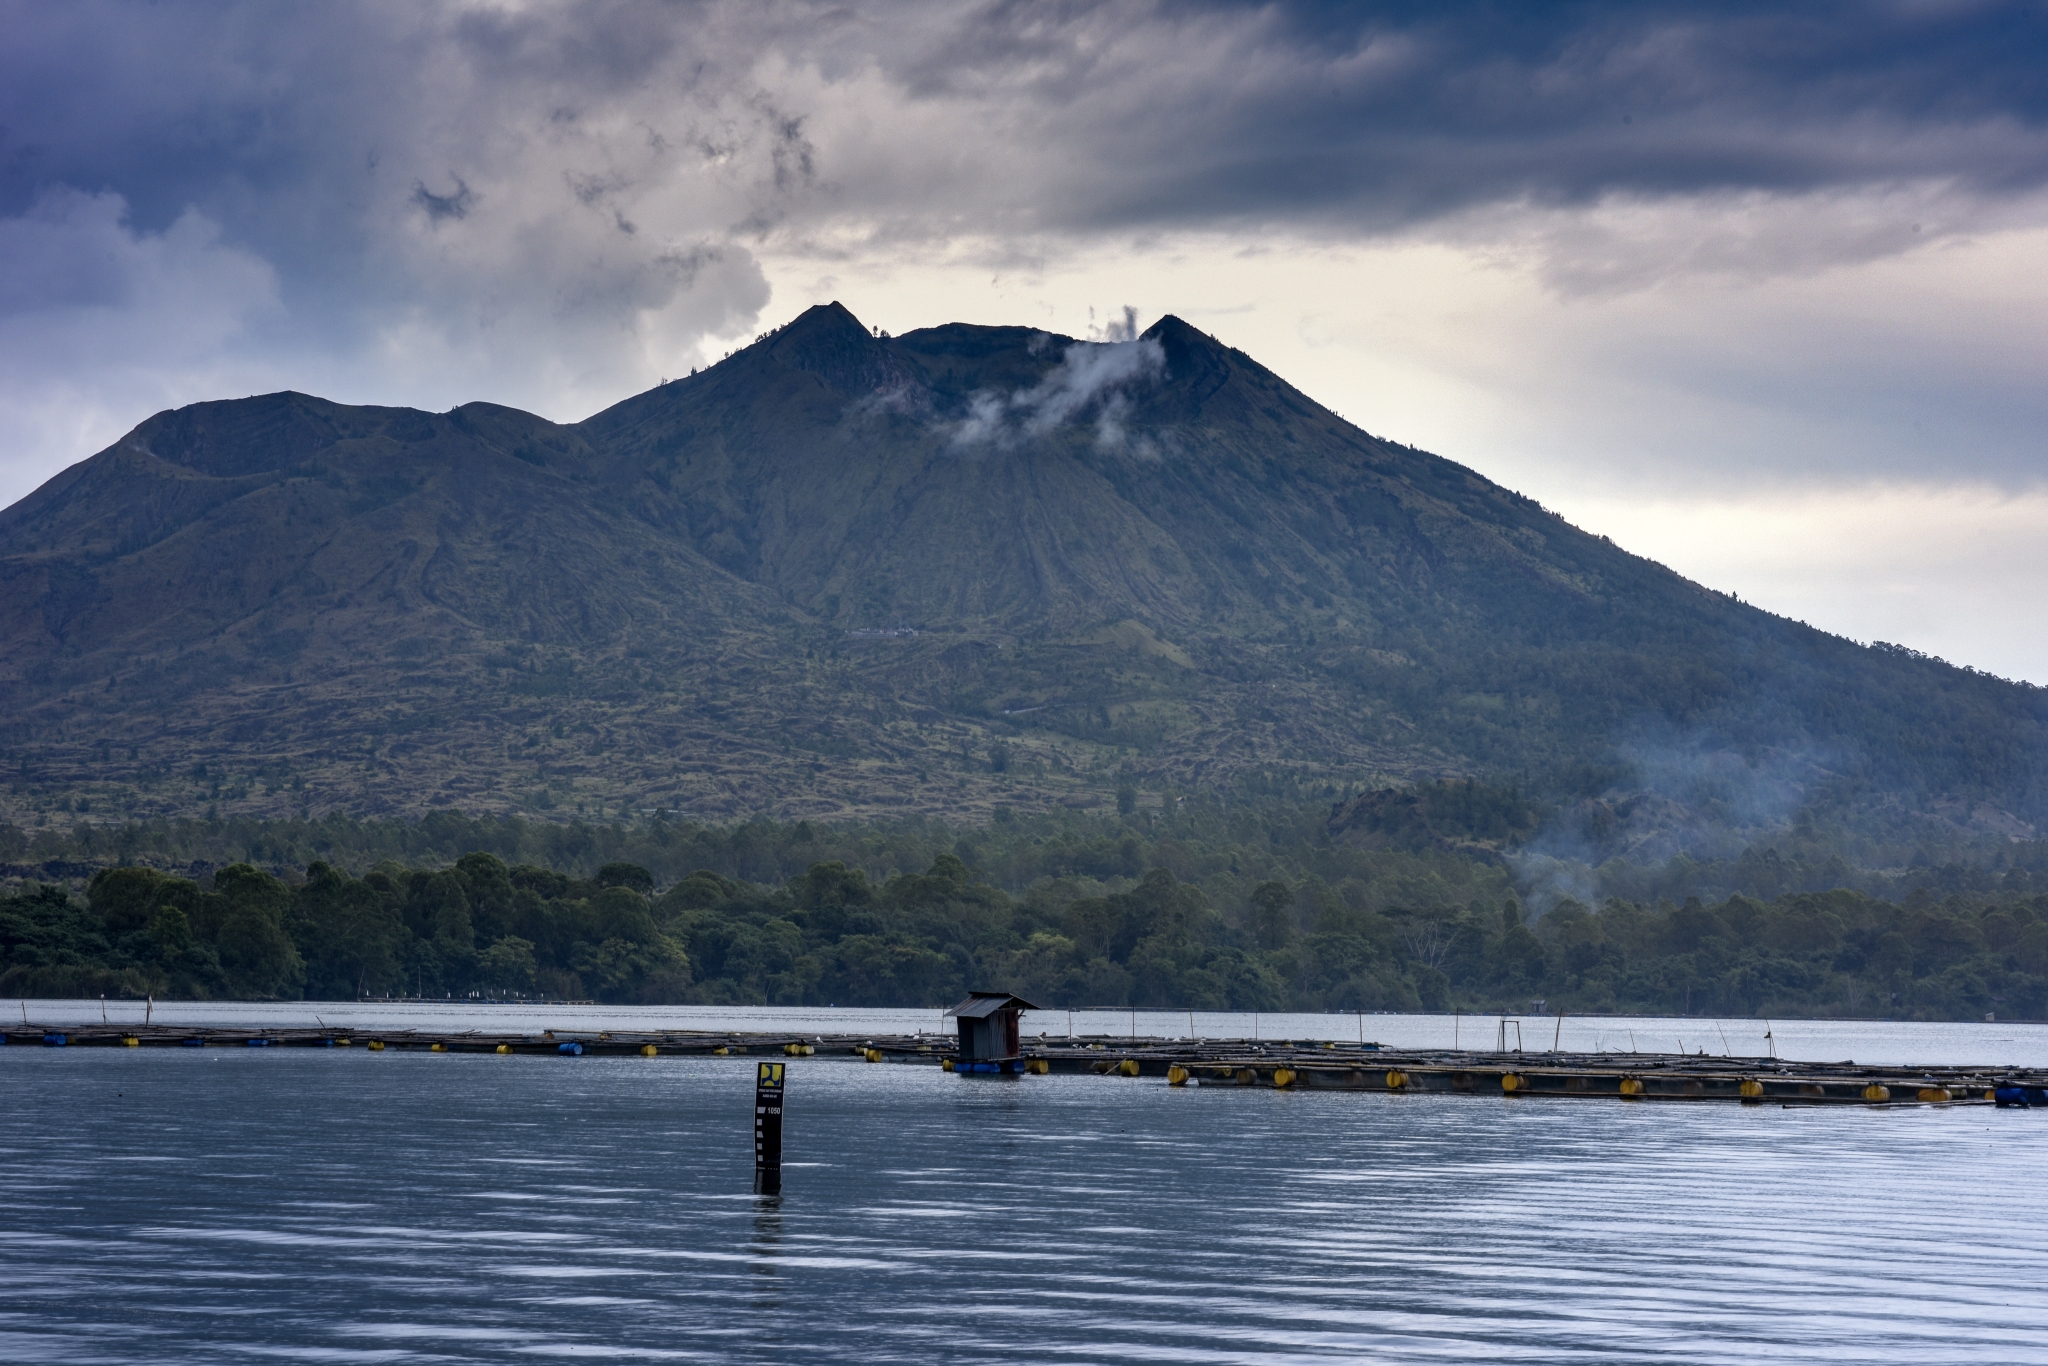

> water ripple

[{"left": 3, "top": 1049, "right": 2043, "bottom": 1363}]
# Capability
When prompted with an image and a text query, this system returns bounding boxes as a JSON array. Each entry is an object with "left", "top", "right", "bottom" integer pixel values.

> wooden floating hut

[{"left": 943, "top": 990, "right": 1040, "bottom": 1075}]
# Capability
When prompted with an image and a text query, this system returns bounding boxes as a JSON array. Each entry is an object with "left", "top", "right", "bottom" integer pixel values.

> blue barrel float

[
  {"left": 42, "top": 1033, "right": 67, "bottom": 1047},
  {"left": 557, "top": 1042, "right": 583, "bottom": 1056},
  {"left": 1995, "top": 1085, "right": 2048, "bottom": 1108}
]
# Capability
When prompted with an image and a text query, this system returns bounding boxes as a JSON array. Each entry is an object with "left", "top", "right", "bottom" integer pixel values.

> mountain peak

[
  {"left": 761, "top": 301, "right": 927, "bottom": 400},
  {"left": 780, "top": 300, "right": 869, "bottom": 341},
  {"left": 1133, "top": 314, "right": 1234, "bottom": 415},
  {"left": 1139, "top": 313, "right": 1206, "bottom": 345}
]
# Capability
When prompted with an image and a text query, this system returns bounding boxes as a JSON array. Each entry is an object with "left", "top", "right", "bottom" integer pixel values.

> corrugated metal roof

[{"left": 946, "top": 990, "right": 1042, "bottom": 1019}]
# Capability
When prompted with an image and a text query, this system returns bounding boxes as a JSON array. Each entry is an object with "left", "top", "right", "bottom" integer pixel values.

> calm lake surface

[{"left": 4, "top": 1009, "right": 2046, "bottom": 1364}]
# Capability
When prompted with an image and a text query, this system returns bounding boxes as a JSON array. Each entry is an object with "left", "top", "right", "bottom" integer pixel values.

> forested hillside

[{"left": 5, "top": 803, "right": 2044, "bottom": 1020}]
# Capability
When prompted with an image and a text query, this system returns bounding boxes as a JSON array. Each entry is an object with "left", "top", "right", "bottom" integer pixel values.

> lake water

[{"left": 3, "top": 1009, "right": 2046, "bottom": 1363}]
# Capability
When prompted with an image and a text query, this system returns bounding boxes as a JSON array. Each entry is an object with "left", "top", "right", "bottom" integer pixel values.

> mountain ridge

[{"left": 0, "top": 302, "right": 2041, "bottom": 844}]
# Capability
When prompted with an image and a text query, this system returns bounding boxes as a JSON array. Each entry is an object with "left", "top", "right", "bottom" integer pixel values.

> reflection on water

[
  {"left": 17, "top": 998, "right": 2048, "bottom": 1066},
  {"left": 2, "top": 1048, "right": 2044, "bottom": 1364}
]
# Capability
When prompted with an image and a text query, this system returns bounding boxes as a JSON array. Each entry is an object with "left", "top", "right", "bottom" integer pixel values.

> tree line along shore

[{"left": 2, "top": 806, "right": 2043, "bottom": 1020}]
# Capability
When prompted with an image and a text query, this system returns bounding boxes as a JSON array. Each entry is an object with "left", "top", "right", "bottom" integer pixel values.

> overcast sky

[{"left": 4, "top": 1, "right": 2046, "bottom": 678}]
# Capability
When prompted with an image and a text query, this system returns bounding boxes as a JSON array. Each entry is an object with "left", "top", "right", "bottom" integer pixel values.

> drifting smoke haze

[{"left": 1510, "top": 732, "right": 1843, "bottom": 915}]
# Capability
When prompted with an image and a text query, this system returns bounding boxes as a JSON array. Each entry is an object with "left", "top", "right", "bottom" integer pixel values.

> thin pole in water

[
  {"left": 1553, "top": 1011, "right": 1563, "bottom": 1052},
  {"left": 1716, "top": 1022, "right": 1731, "bottom": 1056},
  {"left": 1454, "top": 1008, "right": 1460, "bottom": 1050},
  {"left": 753, "top": 1062, "right": 785, "bottom": 1196},
  {"left": 1357, "top": 1010, "right": 1363, "bottom": 1045},
  {"left": 1189, "top": 1008, "right": 1195, "bottom": 1041}
]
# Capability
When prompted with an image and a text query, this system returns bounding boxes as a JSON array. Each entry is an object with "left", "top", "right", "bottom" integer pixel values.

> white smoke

[
  {"left": 1091, "top": 305, "right": 1141, "bottom": 342},
  {"left": 952, "top": 330, "right": 1165, "bottom": 451}
]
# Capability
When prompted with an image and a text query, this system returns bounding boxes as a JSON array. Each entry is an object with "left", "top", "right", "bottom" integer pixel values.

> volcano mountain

[{"left": 1, "top": 302, "right": 2041, "bottom": 841}]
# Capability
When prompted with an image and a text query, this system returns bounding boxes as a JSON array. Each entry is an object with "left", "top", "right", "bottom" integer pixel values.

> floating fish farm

[{"left": 9, "top": 1022, "right": 2046, "bottom": 1107}]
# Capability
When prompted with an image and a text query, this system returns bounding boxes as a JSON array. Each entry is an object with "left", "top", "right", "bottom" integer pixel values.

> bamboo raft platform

[{"left": 7, "top": 1022, "right": 2046, "bottom": 1105}]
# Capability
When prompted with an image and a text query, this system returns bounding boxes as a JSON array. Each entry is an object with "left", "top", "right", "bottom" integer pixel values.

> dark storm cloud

[
  {"left": 4, "top": 2, "right": 2044, "bottom": 253},
  {"left": 869, "top": 0, "right": 2048, "bottom": 232}
]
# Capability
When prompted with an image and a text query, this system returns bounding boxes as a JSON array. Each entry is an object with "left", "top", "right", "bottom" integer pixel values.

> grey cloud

[
  {"left": 10, "top": 3, "right": 2046, "bottom": 280},
  {"left": 0, "top": 186, "right": 274, "bottom": 323},
  {"left": 411, "top": 178, "right": 476, "bottom": 223},
  {"left": 865, "top": 2, "right": 2048, "bottom": 235}
]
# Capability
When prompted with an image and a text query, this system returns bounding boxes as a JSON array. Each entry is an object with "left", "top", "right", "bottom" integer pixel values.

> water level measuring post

[{"left": 754, "top": 1061, "right": 785, "bottom": 1195}]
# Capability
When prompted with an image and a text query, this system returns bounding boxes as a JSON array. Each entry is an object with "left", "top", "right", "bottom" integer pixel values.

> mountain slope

[{"left": 0, "top": 303, "right": 2042, "bottom": 837}]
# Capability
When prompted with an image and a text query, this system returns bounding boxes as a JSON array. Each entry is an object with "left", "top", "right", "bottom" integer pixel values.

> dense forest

[{"left": 4, "top": 801, "right": 2045, "bottom": 1020}]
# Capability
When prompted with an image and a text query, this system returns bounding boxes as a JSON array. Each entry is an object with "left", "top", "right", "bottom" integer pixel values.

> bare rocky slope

[{"left": 1, "top": 302, "right": 2041, "bottom": 839}]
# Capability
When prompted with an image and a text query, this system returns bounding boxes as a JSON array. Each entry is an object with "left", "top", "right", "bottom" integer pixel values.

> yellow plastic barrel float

[
  {"left": 121, "top": 1036, "right": 140, "bottom": 1047},
  {"left": 1167, "top": 1064, "right": 1189, "bottom": 1086},
  {"left": 1862, "top": 1084, "right": 1891, "bottom": 1103},
  {"left": 1618, "top": 1077, "right": 1645, "bottom": 1098},
  {"left": 1119, "top": 1058, "right": 1140, "bottom": 1077},
  {"left": 1272, "top": 1067, "right": 1296, "bottom": 1088},
  {"left": 863, "top": 1048, "right": 883, "bottom": 1063},
  {"left": 1385, "top": 1070, "right": 1408, "bottom": 1091},
  {"left": 495, "top": 1044, "right": 512, "bottom": 1055},
  {"left": 1917, "top": 1087, "right": 1951, "bottom": 1103},
  {"left": 367, "top": 1040, "right": 385, "bottom": 1052},
  {"left": 641, "top": 1044, "right": 658, "bottom": 1057},
  {"left": 1027, "top": 1058, "right": 1049, "bottom": 1074},
  {"left": 1739, "top": 1079, "right": 1765, "bottom": 1100},
  {"left": 430, "top": 1043, "right": 447, "bottom": 1052},
  {"left": 1500, "top": 1072, "right": 1524, "bottom": 1094}
]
